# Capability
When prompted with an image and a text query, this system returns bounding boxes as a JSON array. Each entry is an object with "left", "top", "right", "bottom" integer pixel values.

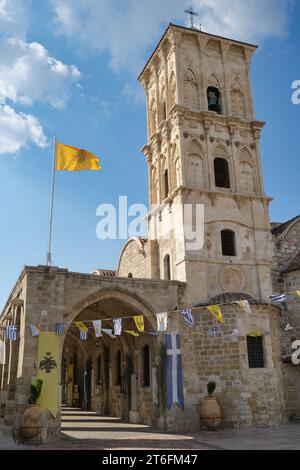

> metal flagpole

[{"left": 46, "top": 136, "right": 57, "bottom": 266}]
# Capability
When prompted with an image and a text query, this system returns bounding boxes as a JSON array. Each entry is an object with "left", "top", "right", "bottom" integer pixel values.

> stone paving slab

[{"left": 1, "top": 409, "right": 300, "bottom": 450}]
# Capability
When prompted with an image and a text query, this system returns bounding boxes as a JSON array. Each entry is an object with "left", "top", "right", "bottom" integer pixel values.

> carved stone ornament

[{"left": 219, "top": 266, "right": 246, "bottom": 292}]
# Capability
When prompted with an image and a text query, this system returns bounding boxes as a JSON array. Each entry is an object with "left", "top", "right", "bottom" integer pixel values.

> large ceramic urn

[
  {"left": 20, "top": 405, "right": 43, "bottom": 440},
  {"left": 200, "top": 396, "right": 222, "bottom": 429}
]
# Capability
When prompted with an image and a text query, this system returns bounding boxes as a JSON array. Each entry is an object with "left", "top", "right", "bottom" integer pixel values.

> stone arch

[
  {"left": 207, "top": 73, "right": 223, "bottom": 114},
  {"left": 213, "top": 143, "right": 229, "bottom": 159},
  {"left": 65, "top": 287, "right": 157, "bottom": 331},
  {"left": 60, "top": 286, "right": 158, "bottom": 418},
  {"left": 230, "top": 78, "right": 246, "bottom": 118},
  {"left": 187, "top": 139, "right": 204, "bottom": 188},
  {"left": 183, "top": 68, "right": 199, "bottom": 111}
]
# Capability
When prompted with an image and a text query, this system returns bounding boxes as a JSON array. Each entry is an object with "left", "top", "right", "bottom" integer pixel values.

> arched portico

[{"left": 60, "top": 287, "right": 160, "bottom": 425}]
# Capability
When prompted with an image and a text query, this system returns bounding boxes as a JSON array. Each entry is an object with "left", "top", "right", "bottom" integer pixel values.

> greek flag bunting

[
  {"left": 165, "top": 333, "right": 184, "bottom": 410},
  {"left": 181, "top": 308, "right": 194, "bottom": 328},
  {"left": 80, "top": 330, "right": 88, "bottom": 341},
  {"left": 270, "top": 293, "right": 286, "bottom": 303},
  {"left": 6, "top": 325, "right": 17, "bottom": 341},
  {"left": 208, "top": 326, "right": 220, "bottom": 337},
  {"left": 55, "top": 323, "right": 65, "bottom": 335}
]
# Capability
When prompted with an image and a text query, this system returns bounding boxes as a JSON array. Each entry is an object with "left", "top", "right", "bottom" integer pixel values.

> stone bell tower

[{"left": 139, "top": 23, "right": 274, "bottom": 305}]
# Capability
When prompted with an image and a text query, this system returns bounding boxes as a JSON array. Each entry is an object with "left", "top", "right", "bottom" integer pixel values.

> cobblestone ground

[{"left": 1, "top": 408, "right": 300, "bottom": 450}]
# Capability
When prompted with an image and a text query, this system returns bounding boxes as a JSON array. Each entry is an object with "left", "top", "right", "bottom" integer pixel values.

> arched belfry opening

[{"left": 61, "top": 291, "right": 157, "bottom": 424}]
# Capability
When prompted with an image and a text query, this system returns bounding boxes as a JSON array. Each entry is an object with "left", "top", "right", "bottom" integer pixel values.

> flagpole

[{"left": 46, "top": 136, "right": 57, "bottom": 266}]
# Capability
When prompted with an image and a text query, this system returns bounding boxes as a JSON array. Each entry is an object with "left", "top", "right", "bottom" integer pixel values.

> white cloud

[
  {"left": 0, "top": 0, "right": 81, "bottom": 154},
  {"left": 0, "top": 0, "right": 28, "bottom": 39},
  {"left": 0, "top": 104, "right": 47, "bottom": 154},
  {"left": 50, "top": 0, "right": 293, "bottom": 72},
  {"left": 0, "top": 37, "right": 81, "bottom": 108},
  {"left": 192, "top": 0, "right": 293, "bottom": 43}
]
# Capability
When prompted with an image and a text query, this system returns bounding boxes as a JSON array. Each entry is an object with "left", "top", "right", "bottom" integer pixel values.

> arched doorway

[{"left": 60, "top": 289, "right": 158, "bottom": 425}]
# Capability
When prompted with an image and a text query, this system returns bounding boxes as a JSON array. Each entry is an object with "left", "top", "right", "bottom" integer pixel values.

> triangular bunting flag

[
  {"left": 133, "top": 316, "right": 144, "bottom": 332},
  {"left": 75, "top": 321, "right": 88, "bottom": 333},
  {"left": 297, "top": 291, "right": 300, "bottom": 298},
  {"left": 102, "top": 329, "right": 117, "bottom": 339},
  {"left": 207, "top": 305, "right": 224, "bottom": 324},
  {"left": 235, "top": 300, "right": 252, "bottom": 315},
  {"left": 181, "top": 308, "right": 194, "bottom": 328},
  {"left": 113, "top": 318, "right": 122, "bottom": 336},
  {"left": 125, "top": 330, "right": 139, "bottom": 338},
  {"left": 92, "top": 320, "right": 102, "bottom": 338},
  {"left": 55, "top": 323, "right": 65, "bottom": 335},
  {"left": 80, "top": 330, "right": 88, "bottom": 341},
  {"left": 156, "top": 313, "right": 168, "bottom": 332},
  {"left": 30, "top": 325, "right": 40, "bottom": 337}
]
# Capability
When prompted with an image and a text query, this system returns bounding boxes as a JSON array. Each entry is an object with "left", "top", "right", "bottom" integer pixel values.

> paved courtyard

[{"left": 1, "top": 408, "right": 300, "bottom": 450}]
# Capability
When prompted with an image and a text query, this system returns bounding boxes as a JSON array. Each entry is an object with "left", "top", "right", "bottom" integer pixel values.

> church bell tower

[{"left": 139, "top": 23, "right": 274, "bottom": 305}]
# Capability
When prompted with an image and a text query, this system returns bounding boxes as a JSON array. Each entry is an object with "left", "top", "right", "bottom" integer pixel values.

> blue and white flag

[
  {"left": 80, "top": 330, "right": 88, "bottom": 341},
  {"left": 92, "top": 320, "right": 102, "bottom": 338},
  {"left": 208, "top": 326, "right": 220, "bottom": 337},
  {"left": 6, "top": 325, "right": 17, "bottom": 341},
  {"left": 270, "top": 293, "right": 286, "bottom": 303},
  {"left": 181, "top": 308, "right": 194, "bottom": 328},
  {"left": 113, "top": 318, "right": 122, "bottom": 336},
  {"left": 30, "top": 325, "right": 40, "bottom": 337},
  {"left": 55, "top": 323, "right": 65, "bottom": 335},
  {"left": 165, "top": 333, "right": 184, "bottom": 410}
]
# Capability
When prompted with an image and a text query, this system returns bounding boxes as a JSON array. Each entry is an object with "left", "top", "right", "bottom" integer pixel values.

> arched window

[
  {"left": 164, "top": 254, "right": 171, "bottom": 280},
  {"left": 221, "top": 230, "right": 236, "bottom": 257},
  {"left": 184, "top": 69, "right": 199, "bottom": 111},
  {"left": 247, "top": 336, "right": 265, "bottom": 368},
  {"left": 115, "top": 350, "right": 121, "bottom": 386},
  {"left": 128, "top": 273, "right": 133, "bottom": 278},
  {"left": 207, "top": 86, "right": 221, "bottom": 114},
  {"left": 164, "top": 169, "right": 169, "bottom": 199},
  {"left": 142, "top": 345, "right": 150, "bottom": 387},
  {"left": 214, "top": 158, "right": 230, "bottom": 188}
]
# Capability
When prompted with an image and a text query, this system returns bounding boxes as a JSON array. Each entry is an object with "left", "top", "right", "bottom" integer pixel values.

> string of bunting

[{"left": 1, "top": 290, "right": 300, "bottom": 342}]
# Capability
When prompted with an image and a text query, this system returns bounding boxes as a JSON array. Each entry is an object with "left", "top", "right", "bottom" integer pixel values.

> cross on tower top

[{"left": 184, "top": 6, "right": 200, "bottom": 29}]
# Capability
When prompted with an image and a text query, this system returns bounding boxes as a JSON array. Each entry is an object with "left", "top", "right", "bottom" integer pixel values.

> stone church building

[{"left": 0, "top": 23, "right": 299, "bottom": 443}]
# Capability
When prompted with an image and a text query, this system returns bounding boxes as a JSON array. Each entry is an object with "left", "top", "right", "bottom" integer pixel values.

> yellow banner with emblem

[
  {"left": 56, "top": 142, "right": 101, "bottom": 171},
  {"left": 37, "top": 332, "right": 60, "bottom": 418}
]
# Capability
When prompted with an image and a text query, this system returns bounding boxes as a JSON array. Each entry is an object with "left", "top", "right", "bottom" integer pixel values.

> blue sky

[{"left": 0, "top": 0, "right": 299, "bottom": 309}]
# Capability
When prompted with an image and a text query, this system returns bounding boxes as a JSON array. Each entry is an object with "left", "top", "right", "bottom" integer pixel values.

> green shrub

[
  {"left": 207, "top": 381, "right": 216, "bottom": 396},
  {"left": 29, "top": 378, "right": 43, "bottom": 405}
]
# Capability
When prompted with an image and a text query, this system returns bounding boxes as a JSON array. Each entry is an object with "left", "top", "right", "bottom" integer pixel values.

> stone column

[{"left": 129, "top": 373, "right": 139, "bottom": 423}]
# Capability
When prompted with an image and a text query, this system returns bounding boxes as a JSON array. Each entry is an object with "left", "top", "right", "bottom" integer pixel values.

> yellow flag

[
  {"left": 207, "top": 305, "right": 224, "bottom": 324},
  {"left": 75, "top": 321, "right": 88, "bottom": 333},
  {"left": 297, "top": 291, "right": 300, "bottom": 298},
  {"left": 56, "top": 142, "right": 101, "bottom": 171},
  {"left": 37, "top": 332, "right": 60, "bottom": 418},
  {"left": 133, "top": 316, "right": 144, "bottom": 332},
  {"left": 125, "top": 330, "right": 139, "bottom": 337}
]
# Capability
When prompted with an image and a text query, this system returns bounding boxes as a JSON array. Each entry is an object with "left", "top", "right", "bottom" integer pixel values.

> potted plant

[
  {"left": 200, "top": 381, "right": 221, "bottom": 430},
  {"left": 20, "top": 378, "right": 44, "bottom": 440}
]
